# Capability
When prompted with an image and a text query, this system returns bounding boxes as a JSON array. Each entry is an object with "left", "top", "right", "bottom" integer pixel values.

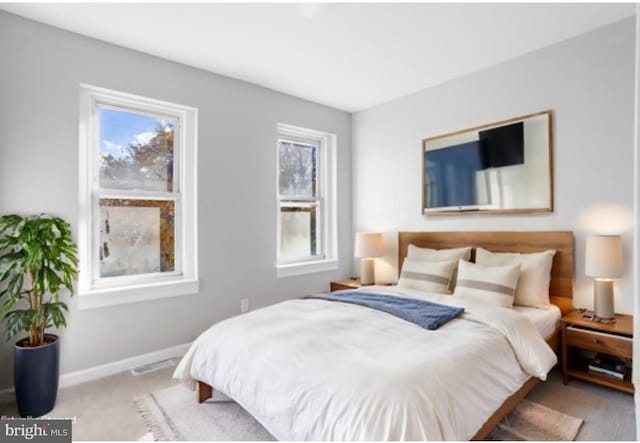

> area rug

[
  {"left": 487, "top": 399, "right": 583, "bottom": 441},
  {"left": 135, "top": 385, "right": 582, "bottom": 441},
  {"left": 135, "top": 385, "right": 274, "bottom": 441}
]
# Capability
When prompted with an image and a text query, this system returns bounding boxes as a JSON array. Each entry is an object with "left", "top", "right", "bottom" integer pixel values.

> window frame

[
  {"left": 78, "top": 84, "right": 198, "bottom": 309},
  {"left": 276, "top": 123, "right": 337, "bottom": 278}
]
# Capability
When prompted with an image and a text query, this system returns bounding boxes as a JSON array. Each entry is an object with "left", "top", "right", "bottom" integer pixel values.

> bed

[{"left": 174, "top": 231, "right": 574, "bottom": 440}]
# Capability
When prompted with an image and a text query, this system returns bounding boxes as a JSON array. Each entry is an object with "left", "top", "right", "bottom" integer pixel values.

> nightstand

[
  {"left": 330, "top": 279, "right": 363, "bottom": 292},
  {"left": 561, "top": 310, "right": 634, "bottom": 394}
]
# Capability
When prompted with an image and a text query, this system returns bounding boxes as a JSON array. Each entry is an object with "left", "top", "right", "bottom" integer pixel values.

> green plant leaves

[
  {"left": 0, "top": 214, "right": 79, "bottom": 345},
  {"left": 3, "top": 309, "right": 30, "bottom": 341},
  {"left": 43, "top": 302, "right": 68, "bottom": 329}
]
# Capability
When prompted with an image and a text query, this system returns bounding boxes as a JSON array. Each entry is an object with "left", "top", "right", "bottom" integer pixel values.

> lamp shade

[
  {"left": 585, "top": 235, "right": 623, "bottom": 278},
  {"left": 354, "top": 232, "right": 384, "bottom": 258}
]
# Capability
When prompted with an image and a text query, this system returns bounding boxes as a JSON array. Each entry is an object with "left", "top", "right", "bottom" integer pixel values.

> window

[
  {"left": 78, "top": 85, "right": 198, "bottom": 309},
  {"left": 277, "top": 124, "right": 337, "bottom": 277}
]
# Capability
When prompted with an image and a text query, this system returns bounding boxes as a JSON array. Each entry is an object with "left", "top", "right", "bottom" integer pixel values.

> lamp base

[
  {"left": 593, "top": 279, "right": 615, "bottom": 320},
  {"left": 360, "top": 258, "right": 375, "bottom": 285}
]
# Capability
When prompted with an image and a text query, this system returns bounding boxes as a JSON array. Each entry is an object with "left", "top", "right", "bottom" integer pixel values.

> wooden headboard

[{"left": 398, "top": 231, "right": 574, "bottom": 315}]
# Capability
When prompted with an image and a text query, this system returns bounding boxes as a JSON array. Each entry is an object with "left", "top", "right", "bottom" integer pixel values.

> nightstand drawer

[{"left": 566, "top": 326, "right": 632, "bottom": 358}]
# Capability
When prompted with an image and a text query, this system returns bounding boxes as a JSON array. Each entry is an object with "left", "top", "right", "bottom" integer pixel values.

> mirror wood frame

[{"left": 421, "top": 110, "right": 554, "bottom": 216}]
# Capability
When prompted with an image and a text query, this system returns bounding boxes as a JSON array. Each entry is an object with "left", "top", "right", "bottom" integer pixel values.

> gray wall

[
  {"left": 0, "top": 11, "right": 352, "bottom": 390},
  {"left": 352, "top": 18, "right": 636, "bottom": 314}
]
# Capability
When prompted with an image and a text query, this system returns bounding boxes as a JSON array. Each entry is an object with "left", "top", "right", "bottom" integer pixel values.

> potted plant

[{"left": 0, "top": 214, "right": 78, "bottom": 417}]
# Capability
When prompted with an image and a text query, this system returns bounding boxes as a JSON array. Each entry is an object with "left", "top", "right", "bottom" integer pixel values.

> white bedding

[
  {"left": 513, "top": 304, "right": 561, "bottom": 338},
  {"left": 174, "top": 286, "right": 557, "bottom": 440}
]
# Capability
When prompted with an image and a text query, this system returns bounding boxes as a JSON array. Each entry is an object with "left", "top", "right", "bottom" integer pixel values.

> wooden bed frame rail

[{"left": 196, "top": 380, "right": 213, "bottom": 403}]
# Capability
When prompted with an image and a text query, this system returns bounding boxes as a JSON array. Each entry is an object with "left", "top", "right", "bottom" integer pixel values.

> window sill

[
  {"left": 78, "top": 278, "right": 199, "bottom": 310},
  {"left": 277, "top": 259, "right": 338, "bottom": 278}
]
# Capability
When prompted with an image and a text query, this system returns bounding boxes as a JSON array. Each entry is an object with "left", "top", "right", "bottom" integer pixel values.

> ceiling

[{"left": 1, "top": 3, "right": 635, "bottom": 112}]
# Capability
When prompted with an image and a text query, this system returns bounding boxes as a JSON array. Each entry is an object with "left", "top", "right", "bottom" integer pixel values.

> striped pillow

[
  {"left": 475, "top": 247, "right": 556, "bottom": 308},
  {"left": 453, "top": 259, "right": 521, "bottom": 308},
  {"left": 407, "top": 245, "right": 471, "bottom": 291},
  {"left": 398, "top": 258, "right": 457, "bottom": 294}
]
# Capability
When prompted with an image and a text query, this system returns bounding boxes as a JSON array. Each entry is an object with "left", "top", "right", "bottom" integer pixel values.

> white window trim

[
  {"left": 78, "top": 84, "right": 198, "bottom": 309},
  {"left": 276, "top": 123, "right": 338, "bottom": 278}
]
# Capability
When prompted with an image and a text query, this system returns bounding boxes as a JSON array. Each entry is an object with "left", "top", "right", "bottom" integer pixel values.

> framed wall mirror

[{"left": 422, "top": 110, "right": 553, "bottom": 216}]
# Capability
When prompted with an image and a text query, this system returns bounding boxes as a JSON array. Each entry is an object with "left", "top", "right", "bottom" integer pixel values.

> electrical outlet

[{"left": 240, "top": 298, "right": 250, "bottom": 313}]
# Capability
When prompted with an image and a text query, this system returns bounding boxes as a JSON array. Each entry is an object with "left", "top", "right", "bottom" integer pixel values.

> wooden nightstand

[
  {"left": 330, "top": 279, "right": 363, "bottom": 292},
  {"left": 561, "top": 310, "right": 634, "bottom": 394}
]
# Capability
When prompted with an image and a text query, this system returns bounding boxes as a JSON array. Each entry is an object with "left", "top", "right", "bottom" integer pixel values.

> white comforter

[{"left": 174, "top": 286, "right": 557, "bottom": 440}]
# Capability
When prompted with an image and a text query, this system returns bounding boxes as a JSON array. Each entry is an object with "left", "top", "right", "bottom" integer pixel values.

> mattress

[{"left": 513, "top": 304, "right": 561, "bottom": 338}]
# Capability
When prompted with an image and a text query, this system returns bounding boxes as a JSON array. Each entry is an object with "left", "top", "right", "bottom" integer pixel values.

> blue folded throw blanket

[{"left": 303, "top": 291, "right": 464, "bottom": 330}]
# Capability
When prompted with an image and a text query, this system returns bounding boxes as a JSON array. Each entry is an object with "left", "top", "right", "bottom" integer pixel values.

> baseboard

[{"left": 0, "top": 342, "right": 191, "bottom": 405}]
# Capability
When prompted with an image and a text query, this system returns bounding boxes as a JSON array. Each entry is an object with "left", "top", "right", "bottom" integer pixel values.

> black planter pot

[{"left": 14, "top": 334, "right": 60, "bottom": 418}]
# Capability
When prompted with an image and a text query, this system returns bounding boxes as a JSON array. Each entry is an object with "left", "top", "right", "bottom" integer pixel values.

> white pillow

[
  {"left": 453, "top": 259, "right": 521, "bottom": 308},
  {"left": 407, "top": 244, "right": 472, "bottom": 262},
  {"left": 475, "top": 247, "right": 556, "bottom": 308},
  {"left": 398, "top": 258, "right": 457, "bottom": 294},
  {"left": 407, "top": 245, "right": 471, "bottom": 291}
]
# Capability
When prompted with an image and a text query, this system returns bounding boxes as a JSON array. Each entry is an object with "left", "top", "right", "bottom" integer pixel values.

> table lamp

[
  {"left": 354, "top": 232, "right": 384, "bottom": 285},
  {"left": 585, "top": 235, "right": 623, "bottom": 321}
]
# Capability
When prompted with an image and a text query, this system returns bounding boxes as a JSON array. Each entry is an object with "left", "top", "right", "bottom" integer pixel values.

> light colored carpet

[
  {"left": 136, "top": 385, "right": 582, "bottom": 441},
  {"left": 0, "top": 366, "right": 180, "bottom": 441}
]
